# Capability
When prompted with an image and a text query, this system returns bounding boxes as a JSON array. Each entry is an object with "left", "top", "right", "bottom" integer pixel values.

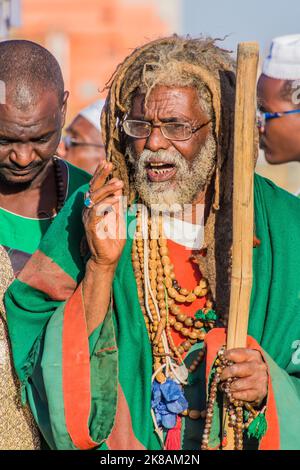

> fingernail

[{"left": 115, "top": 181, "right": 123, "bottom": 187}]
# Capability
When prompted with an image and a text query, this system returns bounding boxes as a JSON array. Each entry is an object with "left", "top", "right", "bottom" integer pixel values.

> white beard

[{"left": 126, "top": 134, "right": 217, "bottom": 211}]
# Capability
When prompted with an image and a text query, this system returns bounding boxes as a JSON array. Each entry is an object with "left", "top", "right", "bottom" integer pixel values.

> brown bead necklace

[
  {"left": 132, "top": 208, "right": 266, "bottom": 448},
  {"left": 53, "top": 156, "right": 66, "bottom": 213},
  {"left": 37, "top": 156, "right": 66, "bottom": 219},
  {"left": 132, "top": 208, "right": 217, "bottom": 387}
]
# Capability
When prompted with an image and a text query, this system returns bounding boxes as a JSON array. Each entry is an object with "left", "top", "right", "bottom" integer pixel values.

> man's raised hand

[{"left": 82, "top": 161, "right": 126, "bottom": 269}]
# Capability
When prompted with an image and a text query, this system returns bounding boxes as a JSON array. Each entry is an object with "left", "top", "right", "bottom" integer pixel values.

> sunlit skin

[
  {"left": 82, "top": 86, "right": 268, "bottom": 405},
  {"left": 60, "top": 115, "right": 105, "bottom": 175},
  {"left": 130, "top": 86, "right": 211, "bottom": 164},
  {"left": 0, "top": 90, "right": 69, "bottom": 218},
  {"left": 257, "top": 74, "right": 300, "bottom": 163},
  {"left": 129, "top": 86, "right": 212, "bottom": 207}
]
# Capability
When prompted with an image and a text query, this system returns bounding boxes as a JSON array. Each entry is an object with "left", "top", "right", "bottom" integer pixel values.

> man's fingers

[
  {"left": 224, "top": 348, "right": 263, "bottom": 363},
  {"left": 83, "top": 195, "right": 117, "bottom": 221},
  {"left": 85, "top": 197, "right": 119, "bottom": 219},
  {"left": 113, "top": 187, "right": 124, "bottom": 198},
  {"left": 229, "top": 376, "right": 267, "bottom": 403},
  {"left": 89, "top": 161, "right": 113, "bottom": 192},
  {"left": 229, "top": 375, "right": 261, "bottom": 392},
  {"left": 89, "top": 180, "right": 124, "bottom": 205},
  {"left": 95, "top": 198, "right": 119, "bottom": 216},
  {"left": 229, "top": 389, "right": 259, "bottom": 403},
  {"left": 220, "top": 361, "right": 266, "bottom": 381},
  {"left": 89, "top": 160, "right": 106, "bottom": 186}
]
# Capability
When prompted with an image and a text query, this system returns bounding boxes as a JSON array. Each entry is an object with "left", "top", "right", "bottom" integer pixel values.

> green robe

[
  {"left": 0, "top": 159, "right": 91, "bottom": 450},
  {"left": 0, "top": 160, "right": 91, "bottom": 275},
  {"left": 5, "top": 174, "right": 300, "bottom": 450}
]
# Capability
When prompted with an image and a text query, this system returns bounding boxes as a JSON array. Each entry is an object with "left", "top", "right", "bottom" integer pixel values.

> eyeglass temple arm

[{"left": 266, "top": 109, "right": 300, "bottom": 119}]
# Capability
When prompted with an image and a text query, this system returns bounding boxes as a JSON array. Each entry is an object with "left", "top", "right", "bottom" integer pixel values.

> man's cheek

[{"left": 132, "top": 139, "right": 145, "bottom": 156}]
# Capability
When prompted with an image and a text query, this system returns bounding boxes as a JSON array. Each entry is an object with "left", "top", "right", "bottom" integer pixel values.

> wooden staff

[{"left": 222, "top": 41, "right": 259, "bottom": 450}]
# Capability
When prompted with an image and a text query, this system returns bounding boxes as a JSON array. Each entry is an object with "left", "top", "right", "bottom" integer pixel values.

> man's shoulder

[
  {"left": 64, "top": 160, "right": 91, "bottom": 199},
  {"left": 254, "top": 173, "right": 300, "bottom": 207},
  {"left": 254, "top": 173, "right": 300, "bottom": 233}
]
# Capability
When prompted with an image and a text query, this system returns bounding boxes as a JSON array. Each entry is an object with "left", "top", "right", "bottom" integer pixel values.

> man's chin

[
  {"left": 136, "top": 182, "right": 195, "bottom": 211},
  {"left": 263, "top": 150, "right": 284, "bottom": 165},
  {"left": 0, "top": 167, "right": 43, "bottom": 186},
  {"left": 148, "top": 179, "right": 177, "bottom": 192}
]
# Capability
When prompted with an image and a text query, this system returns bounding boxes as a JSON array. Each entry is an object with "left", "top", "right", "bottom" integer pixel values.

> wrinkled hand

[
  {"left": 82, "top": 161, "right": 126, "bottom": 268},
  {"left": 220, "top": 348, "right": 268, "bottom": 406}
]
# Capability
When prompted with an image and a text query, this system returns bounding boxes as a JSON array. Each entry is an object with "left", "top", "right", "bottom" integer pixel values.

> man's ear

[{"left": 61, "top": 91, "right": 69, "bottom": 127}]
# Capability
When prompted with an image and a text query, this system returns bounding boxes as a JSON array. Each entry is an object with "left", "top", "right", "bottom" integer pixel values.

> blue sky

[{"left": 182, "top": 0, "right": 300, "bottom": 57}]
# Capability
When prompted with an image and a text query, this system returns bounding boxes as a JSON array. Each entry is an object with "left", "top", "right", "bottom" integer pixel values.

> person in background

[
  {"left": 257, "top": 35, "right": 300, "bottom": 167},
  {"left": 0, "top": 39, "right": 91, "bottom": 450},
  {"left": 59, "top": 99, "right": 106, "bottom": 174}
]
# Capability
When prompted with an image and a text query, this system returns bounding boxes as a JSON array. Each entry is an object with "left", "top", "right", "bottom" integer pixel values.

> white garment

[
  {"left": 79, "top": 99, "right": 105, "bottom": 132},
  {"left": 263, "top": 34, "right": 300, "bottom": 80},
  {"left": 162, "top": 207, "right": 204, "bottom": 250}
]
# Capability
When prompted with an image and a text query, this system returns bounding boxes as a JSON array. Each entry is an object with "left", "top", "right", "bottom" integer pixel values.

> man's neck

[{"left": 168, "top": 189, "right": 207, "bottom": 226}]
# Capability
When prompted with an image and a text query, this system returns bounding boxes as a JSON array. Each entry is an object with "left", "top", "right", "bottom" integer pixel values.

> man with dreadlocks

[{"left": 5, "top": 36, "right": 300, "bottom": 450}]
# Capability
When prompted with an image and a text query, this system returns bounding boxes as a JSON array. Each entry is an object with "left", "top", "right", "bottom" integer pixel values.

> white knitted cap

[
  {"left": 78, "top": 99, "right": 105, "bottom": 131},
  {"left": 263, "top": 34, "right": 300, "bottom": 80}
]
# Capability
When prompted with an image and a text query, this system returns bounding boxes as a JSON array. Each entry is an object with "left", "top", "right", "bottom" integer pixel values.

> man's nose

[
  {"left": 9, "top": 143, "right": 36, "bottom": 167},
  {"left": 145, "top": 126, "right": 171, "bottom": 152}
]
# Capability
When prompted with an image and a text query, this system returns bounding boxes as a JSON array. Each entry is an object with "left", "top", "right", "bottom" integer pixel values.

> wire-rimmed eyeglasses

[{"left": 122, "top": 119, "right": 211, "bottom": 141}]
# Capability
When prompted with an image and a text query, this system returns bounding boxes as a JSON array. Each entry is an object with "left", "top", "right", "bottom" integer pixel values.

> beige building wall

[{"left": 256, "top": 151, "right": 300, "bottom": 195}]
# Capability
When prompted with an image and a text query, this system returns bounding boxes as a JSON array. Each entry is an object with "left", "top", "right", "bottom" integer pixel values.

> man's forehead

[
  {"left": 0, "top": 103, "right": 61, "bottom": 138},
  {"left": 0, "top": 95, "right": 61, "bottom": 125},
  {"left": 131, "top": 85, "right": 200, "bottom": 116}
]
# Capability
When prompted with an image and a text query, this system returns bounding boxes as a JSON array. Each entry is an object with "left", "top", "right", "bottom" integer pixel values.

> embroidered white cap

[
  {"left": 78, "top": 99, "right": 105, "bottom": 132},
  {"left": 263, "top": 34, "right": 300, "bottom": 80}
]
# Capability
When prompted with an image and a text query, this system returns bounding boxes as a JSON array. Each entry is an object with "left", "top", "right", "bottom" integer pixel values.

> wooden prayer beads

[
  {"left": 201, "top": 347, "right": 262, "bottom": 451},
  {"left": 132, "top": 211, "right": 217, "bottom": 385}
]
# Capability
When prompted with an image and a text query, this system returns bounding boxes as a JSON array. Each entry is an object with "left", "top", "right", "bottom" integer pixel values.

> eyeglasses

[
  {"left": 62, "top": 135, "right": 104, "bottom": 150},
  {"left": 256, "top": 109, "right": 300, "bottom": 129},
  {"left": 122, "top": 119, "right": 211, "bottom": 141}
]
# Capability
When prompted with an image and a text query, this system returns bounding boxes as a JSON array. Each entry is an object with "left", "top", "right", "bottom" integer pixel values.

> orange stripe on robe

[{"left": 63, "top": 285, "right": 99, "bottom": 450}]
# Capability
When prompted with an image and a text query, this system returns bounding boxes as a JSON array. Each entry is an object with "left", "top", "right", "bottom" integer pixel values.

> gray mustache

[{"left": 139, "top": 150, "right": 185, "bottom": 168}]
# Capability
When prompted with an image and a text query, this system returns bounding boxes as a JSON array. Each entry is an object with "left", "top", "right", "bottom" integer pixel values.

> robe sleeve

[
  {"left": 6, "top": 281, "right": 118, "bottom": 450},
  {"left": 4, "top": 185, "right": 118, "bottom": 450},
  {"left": 5, "top": 186, "right": 88, "bottom": 394}
]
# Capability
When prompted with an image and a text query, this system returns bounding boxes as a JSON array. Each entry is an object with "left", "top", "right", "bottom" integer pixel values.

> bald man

[
  {"left": 59, "top": 100, "right": 106, "bottom": 174},
  {"left": 0, "top": 40, "right": 91, "bottom": 449}
]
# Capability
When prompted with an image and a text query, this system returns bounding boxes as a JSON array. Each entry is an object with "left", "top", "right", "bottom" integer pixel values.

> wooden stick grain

[
  {"left": 222, "top": 42, "right": 259, "bottom": 451},
  {"left": 226, "top": 42, "right": 259, "bottom": 350}
]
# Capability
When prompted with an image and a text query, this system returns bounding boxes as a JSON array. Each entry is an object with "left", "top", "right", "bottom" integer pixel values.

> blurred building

[
  {"left": 0, "top": 0, "right": 21, "bottom": 38},
  {"left": 7, "top": 0, "right": 300, "bottom": 193},
  {"left": 10, "top": 0, "right": 181, "bottom": 119},
  {"left": 256, "top": 153, "right": 300, "bottom": 195}
]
